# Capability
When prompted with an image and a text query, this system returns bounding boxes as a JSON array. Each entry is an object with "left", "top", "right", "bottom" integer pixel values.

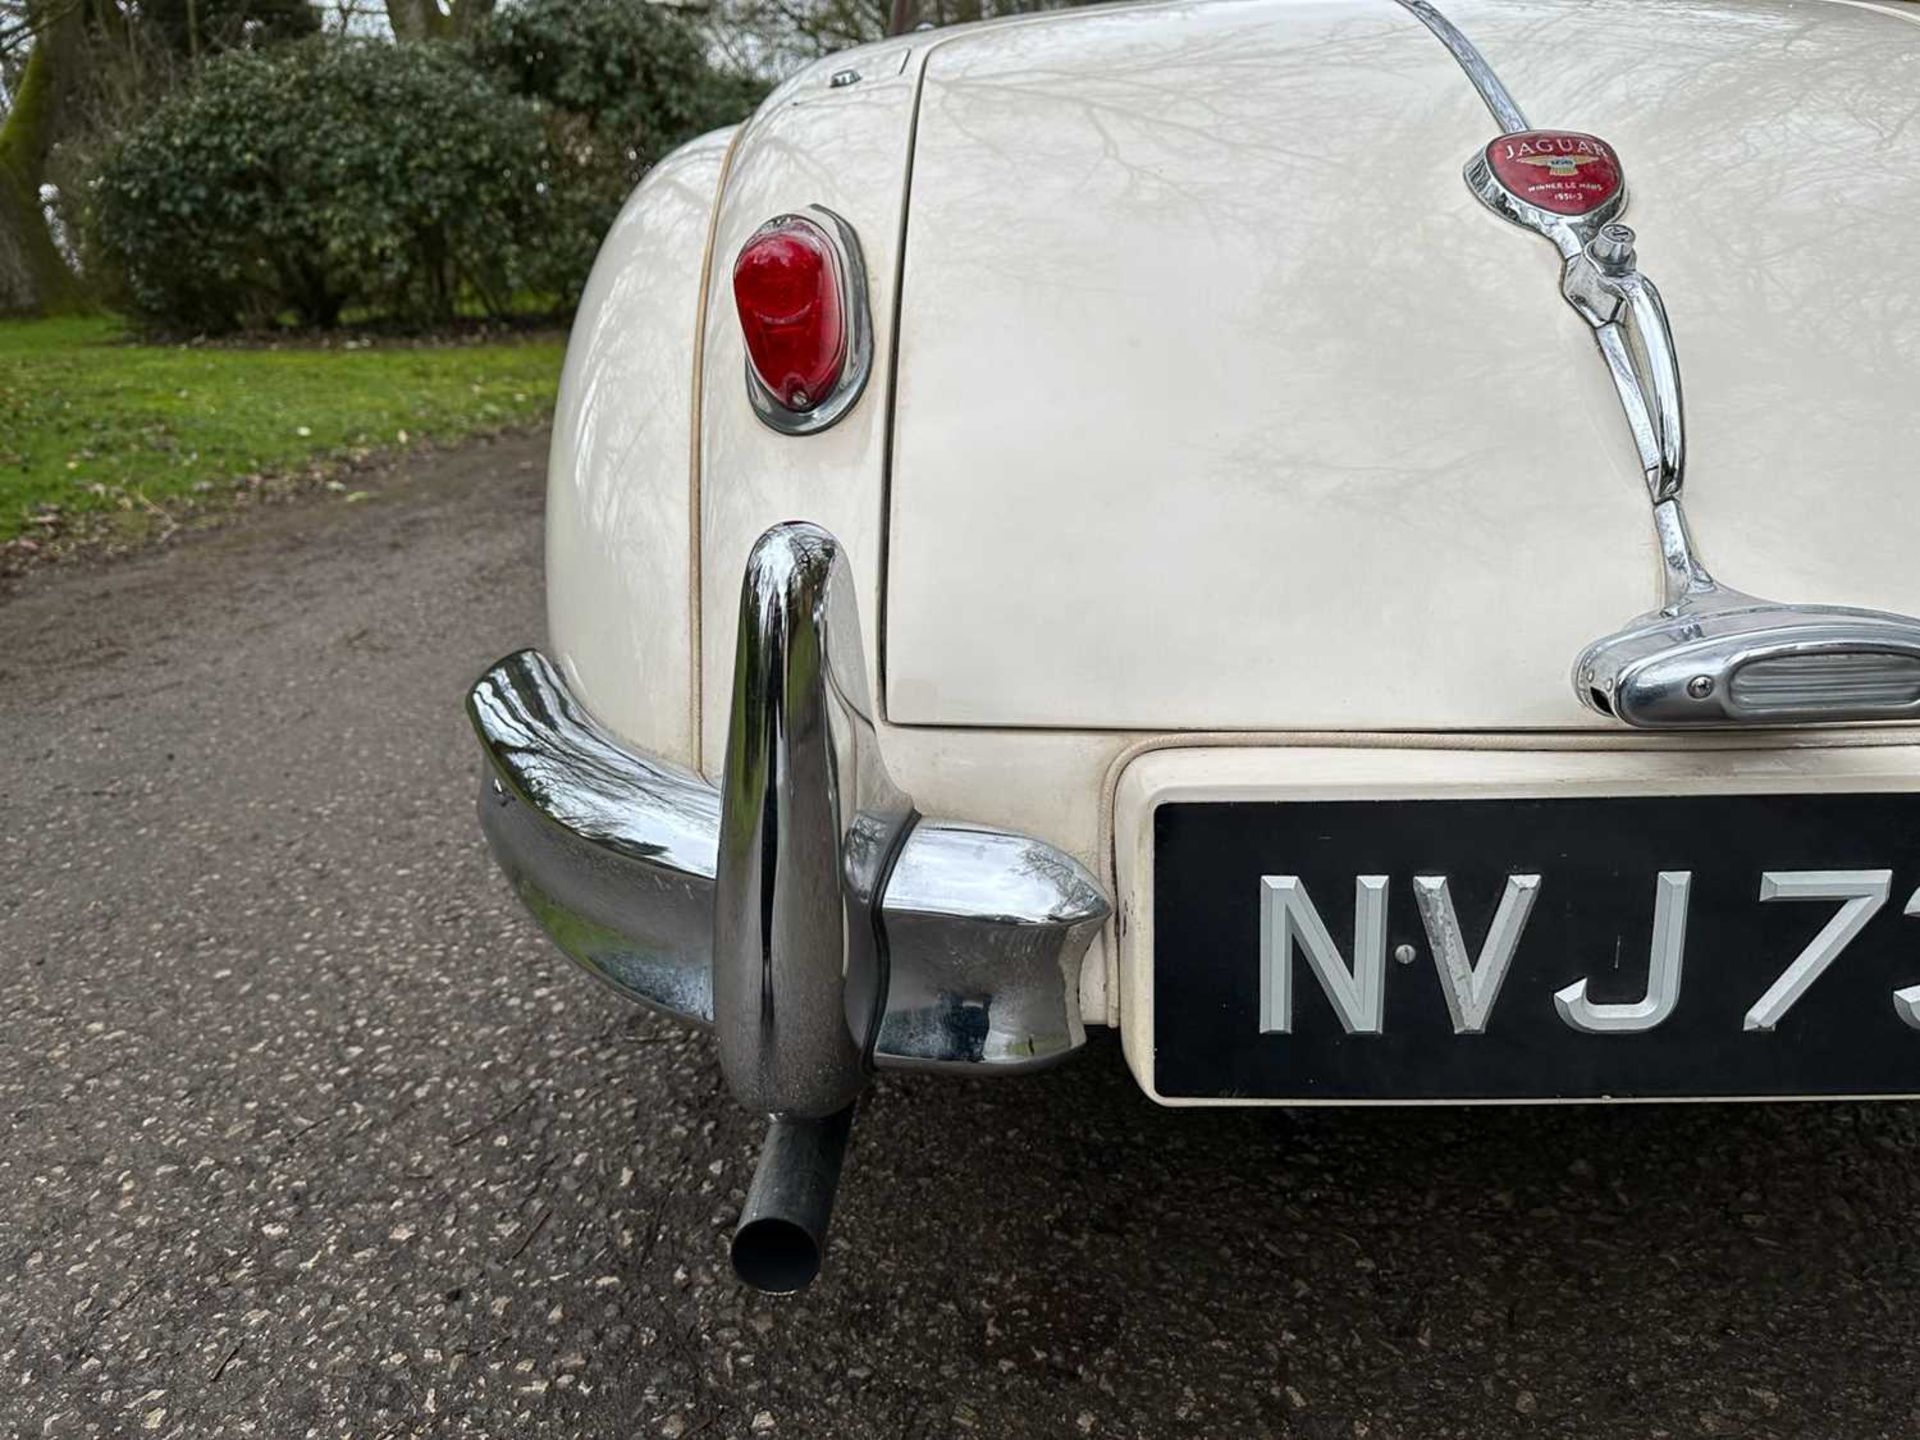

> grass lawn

[{"left": 1, "top": 314, "right": 563, "bottom": 544}]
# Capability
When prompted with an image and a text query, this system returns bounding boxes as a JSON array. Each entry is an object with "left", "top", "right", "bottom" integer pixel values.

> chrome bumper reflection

[
  {"left": 473, "top": 521, "right": 1108, "bottom": 1291},
  {"left": 468, "top": 649, "right": 1107, "bottom": 1077}
]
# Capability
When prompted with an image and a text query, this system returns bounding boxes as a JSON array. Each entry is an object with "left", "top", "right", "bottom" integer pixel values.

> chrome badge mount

[{"left": 1399, "top": 0, "right": 1920, "bottom": 728}]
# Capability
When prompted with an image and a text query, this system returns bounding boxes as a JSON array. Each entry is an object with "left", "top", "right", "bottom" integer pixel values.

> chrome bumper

[{"left": 467, "top": 526, "right": 1109, "bottom": 1100}]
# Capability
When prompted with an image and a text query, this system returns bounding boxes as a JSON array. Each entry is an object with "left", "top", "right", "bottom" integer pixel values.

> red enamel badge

[{"left": 1484, "top": 130, "right": 1622, "bottom": 217}]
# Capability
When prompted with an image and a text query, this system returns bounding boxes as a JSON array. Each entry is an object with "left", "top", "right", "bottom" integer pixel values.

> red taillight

[{"left": 733, "top": 218, "right": 847, "bottom": 412}]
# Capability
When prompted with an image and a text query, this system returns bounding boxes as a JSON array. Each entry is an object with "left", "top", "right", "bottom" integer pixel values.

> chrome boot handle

[
  {"left": 1398, "top": 0, "right": 1920, "bottom": 728},
  {"left": 1562, "top": 224, "right": 1685, "bottom": 507}
]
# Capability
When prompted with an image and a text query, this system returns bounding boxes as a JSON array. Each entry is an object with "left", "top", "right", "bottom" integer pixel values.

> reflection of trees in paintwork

[{"left": 703, "top": 0, "right": 1107, "bottom": 78}]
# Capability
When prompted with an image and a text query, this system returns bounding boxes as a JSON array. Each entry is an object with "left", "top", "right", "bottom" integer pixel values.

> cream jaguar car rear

[{"left": 469, "top": 0, "right": 1920, "bottom": 1291}]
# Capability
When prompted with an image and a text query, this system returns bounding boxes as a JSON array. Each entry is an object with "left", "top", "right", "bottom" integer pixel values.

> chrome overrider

[
  {"left": 467, "top": 522, "right": 1108, "bottom": 1290},
  {"left": 1403, "top": 0, "right": 1920, "bottom": 729}
]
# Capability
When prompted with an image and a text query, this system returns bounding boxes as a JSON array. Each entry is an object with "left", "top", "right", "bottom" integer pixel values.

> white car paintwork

[
  {"left": 546, "top": 126, "right": 733, "bottom": 770},
  {"left": 695, "top": 45, "right": 920, "bottom": 773},
  {"left": 885, "top": 0, "right": 1920, "bottom": 729},
  {"left": 540, "top": 0, "right": 1920, "bottom": 1043}
]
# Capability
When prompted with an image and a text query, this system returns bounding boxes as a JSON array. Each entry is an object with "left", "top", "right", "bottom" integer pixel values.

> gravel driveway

[{"left": 4, "top": 432, "right": 1919, "bottom": 1438}]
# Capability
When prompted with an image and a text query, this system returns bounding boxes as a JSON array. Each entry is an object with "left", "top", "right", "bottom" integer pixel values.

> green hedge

[
  {"left": 89, "top": 39, "right": 550, "bottom": 332},
  {"left": 469, "top": 0, "right": 767, "bottom": 304}
]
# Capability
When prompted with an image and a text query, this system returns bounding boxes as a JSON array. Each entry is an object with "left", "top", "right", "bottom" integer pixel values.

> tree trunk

[
  {"left": 0, "top": 0, "right": 86, "bottom": 316},
  {"left": 382, "top": 0, "right": 431, "bottom": 40},
  {"left": 383, "top": 0, "right": 495, "bottom": 41}
]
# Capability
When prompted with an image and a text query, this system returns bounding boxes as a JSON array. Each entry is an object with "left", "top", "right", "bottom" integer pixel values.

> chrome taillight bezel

[{"left": 737, "top": 205, "right": 873, "bottom": 437}]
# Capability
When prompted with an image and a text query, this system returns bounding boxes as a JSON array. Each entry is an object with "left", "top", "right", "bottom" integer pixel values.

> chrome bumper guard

[{"left": 467, "top": 524, "right": 1108, "bottom": 1286}]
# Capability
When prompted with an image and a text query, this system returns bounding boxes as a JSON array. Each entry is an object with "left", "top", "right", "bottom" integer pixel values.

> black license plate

[{"left": 1152, "top": 793, "right": 1920, "bottom": 1101}]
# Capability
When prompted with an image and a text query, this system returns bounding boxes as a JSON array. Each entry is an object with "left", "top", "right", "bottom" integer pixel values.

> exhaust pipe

[{"left": 730, "top": 1106, "right": 854, "bottom": 1293}]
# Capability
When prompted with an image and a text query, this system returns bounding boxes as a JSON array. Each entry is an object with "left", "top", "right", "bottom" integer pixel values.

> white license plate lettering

[
  {"left": 1553, "top": 871, "right": 1692, "bottom": 1034},
  {"left": 1255, "top": 868, "right": 1920, "bottom": 1036},
  {"left": 1744, "top": 871, "right": 1891, "bottom": 1031},
  {"left": 1412, "top": 873, "right": 1540, "bottom": 1034},
  {"left": 1258, "top": 876, "right": 1388, "bottom": 1035}
]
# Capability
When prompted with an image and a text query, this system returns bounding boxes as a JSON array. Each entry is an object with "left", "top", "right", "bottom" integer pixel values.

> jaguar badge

[{"left": 1483, "top": 130, "right": 1622, "bottom": 218}]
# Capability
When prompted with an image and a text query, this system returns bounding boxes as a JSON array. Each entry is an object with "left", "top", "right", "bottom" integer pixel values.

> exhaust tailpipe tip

[{"left": 731, "top": 1106, "right": 854, "bottom": 1294}]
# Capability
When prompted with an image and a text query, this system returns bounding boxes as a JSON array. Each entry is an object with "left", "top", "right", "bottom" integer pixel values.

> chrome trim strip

[
  {"left": 470, "top": 617, "right": 1105, "bottom": 1078},
  {"left": 1391, "top": 0, "right": 1529, "bottom": 135},
  {"left": 742, "top": 205, "right": 874, "bottom": 437},
  {"left": 1650, "top": 497, "right": 1716, "bottom": 603}
]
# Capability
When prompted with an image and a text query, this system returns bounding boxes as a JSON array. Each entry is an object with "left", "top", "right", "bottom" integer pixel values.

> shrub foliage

[
  {"left": 470, "top": 0, "right": 766, "bottom": 303},
  {"left": 90, "top": 39, "right": 549, "bottom": 331}
]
